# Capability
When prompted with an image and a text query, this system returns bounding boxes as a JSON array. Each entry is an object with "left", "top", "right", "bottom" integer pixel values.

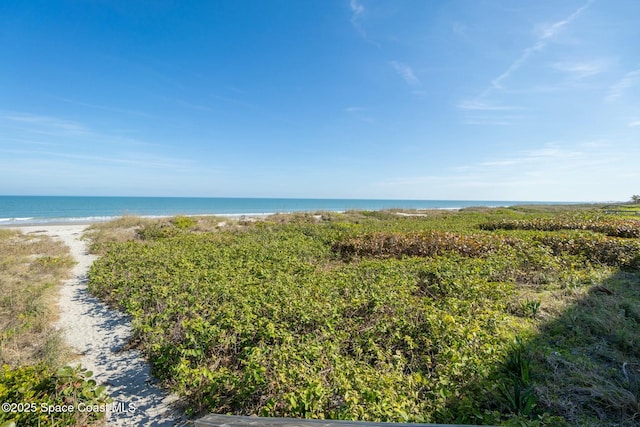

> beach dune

[{"left": 13, "top": 224, "right": 186, "bottom": 426}]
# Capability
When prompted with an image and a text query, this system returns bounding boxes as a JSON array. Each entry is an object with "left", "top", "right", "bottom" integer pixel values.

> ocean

[{"left": 0, "top": 196, "right": 571, "bottom": 226}]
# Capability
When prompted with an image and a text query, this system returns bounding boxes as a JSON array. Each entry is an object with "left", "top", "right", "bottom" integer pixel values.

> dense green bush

[
  {"left": 172, "top": 215, "right": 197, "bottom": 229},
  {"left": 136, "top": 222, "right": 182, "bottom": 240},
  {"left": 480, "top": 217, "right": 640, "bottom": 238},
  {"left": 534, "top": 233, "right": 640, "bottom": 270},
  {"left": 86, "top": 210, "right": 640, "bottom": 425},
  {"left": 0, "top": 364, "right": 110, "bottom": 426},
  {"left": 88, "top": 226, "right": 522, "bottom": 422},
  {"left": 332, "top": 230, "right": 522, "bottom": 259}
]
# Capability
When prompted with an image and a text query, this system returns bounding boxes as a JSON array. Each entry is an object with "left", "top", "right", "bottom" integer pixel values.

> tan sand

[{"left": 13, "top": 225, "right": 190, "bottom": 426}]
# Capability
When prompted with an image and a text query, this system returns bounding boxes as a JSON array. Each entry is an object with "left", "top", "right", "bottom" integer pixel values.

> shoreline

[
  {"left": 0, "top": 213, "right": 281, "bottom": 228},
  {"left": 1, "top": 197, "right": 598, "bottom": 228},
  {"left": 0, "top": 211, "right": 352, "bottom": 227},
  {"left": 0, "top": 201, "right": 616, "bottom": 228},
  {"left": 0, "top": 207, "right": 514, "bottom": 228}
]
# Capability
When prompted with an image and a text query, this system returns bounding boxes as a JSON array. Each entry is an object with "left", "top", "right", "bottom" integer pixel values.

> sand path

[{"left": 15, "top": 225, "right": 189, "bottom": 426}]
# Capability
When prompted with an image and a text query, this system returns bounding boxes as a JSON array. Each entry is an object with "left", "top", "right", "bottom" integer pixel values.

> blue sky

[{"left": 1, "top": 0, "right": 639, "bottom": 201}]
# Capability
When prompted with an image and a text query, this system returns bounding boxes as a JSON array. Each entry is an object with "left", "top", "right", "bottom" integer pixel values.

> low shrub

[
  {"left": 535, "top": 234, "right": 640, "bottom": 270},
  {"left": 332, "top": 230, "right": 521, "bottom": 259},
  {"left": 136, "top": 222, "right": 181, "bottom": 240},
  {"left": 172, "top": 215, "right": 196, "bottom": 229},
  {"left": 480, "top": 217, "right": 640, "bottom": 238},
  {"left": 88, "top": 228, "right": 517, "bottom": 422},
  {"left": 85, "top": 210, "right": 640, "bottom": 425},
  {"left": 0, "top": 364, "right": 110, "bottom": 426}
]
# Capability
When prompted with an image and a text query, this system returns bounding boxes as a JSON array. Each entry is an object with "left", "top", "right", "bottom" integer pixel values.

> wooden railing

[{"left": 195, "top": 414, "right": 493, "bottom": 427}]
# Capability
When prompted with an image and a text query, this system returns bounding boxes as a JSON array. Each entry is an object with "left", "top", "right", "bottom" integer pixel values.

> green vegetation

[
  {"left": 1, "top": 364, "right": 108, "bottom": 426},
  {"left": 480, "top": 216, "right": 640, "bottom": 238},
  {"left": 86, "top": 207, "right": 640, "bottom": 425},
  {"left": 0, "top": 230, "right": 73, "bottom": 368},
  {"left": 0, "top": 229, "right": 110, "bottom": 426}
]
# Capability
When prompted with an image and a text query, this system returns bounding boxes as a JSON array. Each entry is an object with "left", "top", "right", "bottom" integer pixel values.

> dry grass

[
  {"left": 86, "top": 213, "right": 346, "bottom": 251},
  {"left": 507, "top": 203, "right": 609, "bottom": 214},
  {"left": 512, "top": 267, "right": 640, "bottom": 426},
  {"left": 190, "top": 215, "right": 235, "bottom": 231},
  {"left": 84, "top": 215, "right": 233, "bottom": 253},
  {"left": 265, "top": 211, "right": 334, "bottom": 224},
  {"left": 83, "top": 215, "right": 155, "bottom": 249},
  {"left": 0, "top": 229, "right": 75, "bottom": 368}
]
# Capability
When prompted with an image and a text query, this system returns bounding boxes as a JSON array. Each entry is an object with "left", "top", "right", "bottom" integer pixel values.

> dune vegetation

[
  {"left": 0, "top": 229, "right": 110, "bottom": 426},
  {"left": 0, "top": 229, "right": 73, "bottom": 369},
  {"left": 85, "top": 208, "right": 640, "bottom": 426}
]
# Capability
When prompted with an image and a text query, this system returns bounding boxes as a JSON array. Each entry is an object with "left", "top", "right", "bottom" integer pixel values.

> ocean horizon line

[
  {"left": 0, "top": 194, "right": 600, "bottom": 204},
  {"left": 0, "top": 195, "right": 599, "bottom": 227}
]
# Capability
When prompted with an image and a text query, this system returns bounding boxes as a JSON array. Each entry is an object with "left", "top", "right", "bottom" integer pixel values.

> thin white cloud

[
  {"left": 463, "top": 143, "right": 618, "bottom": 178},
  {"left": 458, "top": 101, "right": 524, "bottom": 125},
  {"left": 0, "top": 136, "right": 59, "bottom": 147},
  {"left": 350, "top": 0, "right": 364, "bottom": 19},
  {"left": 463, "top": 120, "right": 510, "bottom": 126},
  {"left": 553, "top": 60, "right": 609, "bottom": 78},
  {"left": 629, "top": 120, "right": 640, "bottom": 127},
  {"left": 535, "top": 0, "right": 594, "bottom": 40},
  {"left": 390, "top": 61, "right": 420, "bottom": 86},
  {"left": 0, "top": 147, "right": 195, "bottom": 171},
  {"left": 344, "top": 106, "right": 374, "bottom": 123},
  {"left": 0, "top": 111, "right": 159, "bottom": 148},
  {"left": 349, "top": 0, "right": 366, "bottom": 38},
  {"left": 376, "top": 173, "right": 552, "bottom": 193},
  {"left": 606, "top": 68, "right": 640, "bottom": 101},
  {"left": 479, "top": 159, "right": 520, "bottom": 167},
  {"left": 348, "top": 0, "right": 380, "bottom": 46},
  {"left": 457, "top": 100, "right": 518, "bottom": 111},
  {"left": 59, "top": 98, "right": 155, "bottom": 118},
  {"left": 174, "top": 99, "right": 215, "bottom": 112},
  {"left": 486, "top": 0, "right": 594, "bottom": 94},
  {"left": 2, "top": 112, "right": 89, "bottom": 136},
  {"left": 525, "top": 147, "right": 581, "bottom": 159},
  {"left": 374, "top": 139, "right": 635, "bottom": 201},
  {"left": 458, "top": 1, "right": 593, "bottom": 126}
]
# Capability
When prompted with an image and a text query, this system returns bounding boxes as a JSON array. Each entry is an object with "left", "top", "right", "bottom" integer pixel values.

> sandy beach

[{"left": 13, "top": 224, "right": 189, "bottom": 426}]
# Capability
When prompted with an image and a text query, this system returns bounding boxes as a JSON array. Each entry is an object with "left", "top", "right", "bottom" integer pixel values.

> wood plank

[{"left": 195, "top": 414, "right": 492, "bottom": 427}]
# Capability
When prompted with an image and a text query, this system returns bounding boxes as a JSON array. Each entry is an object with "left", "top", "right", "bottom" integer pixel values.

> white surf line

[{"left": 16, "top": 225, "right": 190, "bottom": 427}]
